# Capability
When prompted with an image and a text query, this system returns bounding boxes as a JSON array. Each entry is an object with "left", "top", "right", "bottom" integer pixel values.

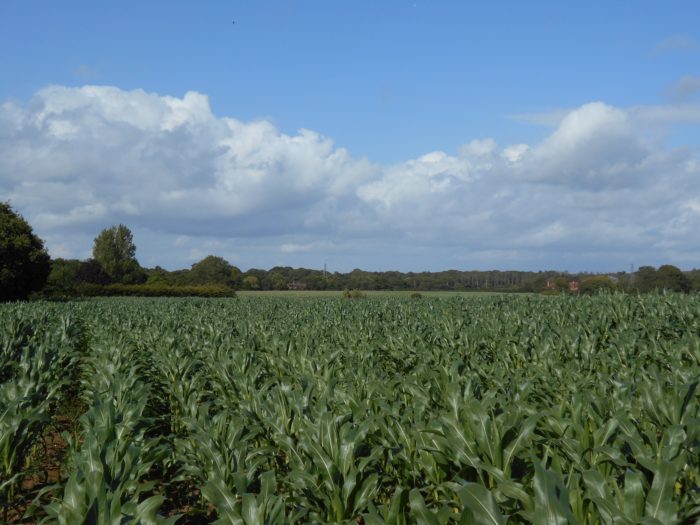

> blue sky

[{"left": 1, "top": 1, "right": 700, "bottom": 272}]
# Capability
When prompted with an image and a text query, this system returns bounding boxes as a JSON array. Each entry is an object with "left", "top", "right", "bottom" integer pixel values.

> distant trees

[
  {"left": 189, "top": 255, "right": 234, "bottom": 286},
  {"left": 269, "top": 272, "right": 286, "bottom": 290},
  {"left": 242, "top": 275, "right": 260, "bottom": 290},
  {"left": 0, "top": 202, "right": 51, "bottom": 300},
  {"left": 14, "top": 216, "right": 699, "bottom": 298},
  {"left": 77, "top": 259, "right": 112, "bottom": 285},
  {"left": 656, "top": 264, "right": 691, "bottom": 293},
  {"left": 635, "top": 266, "right": 658, "bottom": 293},
  {"left": 230, "top": 266, "right": 243, "bottom": 288},
  {"left": 44, "top": 258, "right": 81, "bottom": 294},
  {"left": 689, "top": 270, "right": 700, "bottom": 292},
  {"left": 92, "top": 225, "right": 146, "bottom": 284},
  {"left": 633, "top": 265, "right": 691, "bottom": 293},
  {"left": 139, "top": 255, "right": 243, "bottom": 289},
  {"left": 579, "top": 276, "right": 617, "bottom": 294}
]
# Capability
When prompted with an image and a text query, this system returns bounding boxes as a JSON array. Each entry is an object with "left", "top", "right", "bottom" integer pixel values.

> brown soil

[{"left": 5, "top": 415, "right": 75, "bottom": 524}]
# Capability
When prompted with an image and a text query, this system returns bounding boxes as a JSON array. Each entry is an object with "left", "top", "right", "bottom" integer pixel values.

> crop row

[{"left": 1, "top": 293, "right": 699, "bottom": 523}]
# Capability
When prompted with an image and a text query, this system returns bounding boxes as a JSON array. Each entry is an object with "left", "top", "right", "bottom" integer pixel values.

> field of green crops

[{"left": 2, "top": 294, "right": 700, "bottom": 524}]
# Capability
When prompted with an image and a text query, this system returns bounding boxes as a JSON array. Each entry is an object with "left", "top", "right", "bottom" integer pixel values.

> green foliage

[
  {"left": 44, "top": 258, "right": 81, "bottom": 295},
  {"left": 76, "top": 283, "right": 236, "bottom": 297},
  {"left": 579, "top": 275, "right": 617, "bottom": 294},
  {"left": 77, "top": 258, "right": 111, "bottom": 285},
  {"left": 43, "top": 334, "right": 177, "bottom": 524},
  {"left": 0, "top": 202, "right": 51, "bottom": 301},
  {"left": 343, "top": 289, "right": 367, "bottom": 298},
  {"left": 189, "top": 255, "right": 234, "bottom": 286},
  {"left": 242, "top": 275, "right": 260, "bottom": 290},
  {"left": 689, "top": 270, "right": 700, "bottom": 293},
  {"left": 269, "top": 272, "right": 286, "bottom": 290},
  {"left": 2, "top": 293, "right": 700, "bottom": 523},
  {"left": 633, "top": 265, "right": 690, "bottom": 294},
  {"left": 0, "top": 311, "right": 84, "bottom": 520},
  {"left": 656, "top": 265, "right": 691, "bottom": 293},
  {"left": 92, "top": 224, "right": 145, "bottom": 284}
]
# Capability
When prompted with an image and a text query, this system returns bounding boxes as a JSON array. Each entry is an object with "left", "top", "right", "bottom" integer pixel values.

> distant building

[{"left": 287, "top": 281, "right": 306, "bottom": 290}]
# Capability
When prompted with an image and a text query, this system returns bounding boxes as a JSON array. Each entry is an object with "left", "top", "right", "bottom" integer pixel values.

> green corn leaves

[
  {"left": 2, "top": 293, "right": 699, "bottom": 523},
  {"left": 456, "top": 483, "right": 507, "bottom": 525}
]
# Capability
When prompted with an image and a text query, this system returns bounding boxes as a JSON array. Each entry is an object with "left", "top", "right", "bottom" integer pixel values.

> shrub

[{"left": 343, "top": 289, "right": 366, "bottom": 299}]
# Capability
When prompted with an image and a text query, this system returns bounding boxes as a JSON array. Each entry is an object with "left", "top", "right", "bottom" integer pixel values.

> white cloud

[
  {"left": 1, "top": 85, "right": 699, "bottom": 271},
  {"left": 513, "top": 102, "right": 700, "bottom": 128},
  {"left": 459, "top": 138, "right": 497, "bottom": 157},
  {"left": 502, "top": 144, "right": 529, "bottom": 163}
]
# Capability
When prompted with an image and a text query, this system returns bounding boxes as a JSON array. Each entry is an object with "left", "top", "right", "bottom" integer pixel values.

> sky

[{"left": 1, "top": 1, "right": 699, "bottom": 273}]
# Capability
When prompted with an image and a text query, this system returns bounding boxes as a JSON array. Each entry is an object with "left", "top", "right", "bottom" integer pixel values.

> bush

[
  {"left": 410, "top": 292, "right": 423, "bottom": 299},
  {"left": 343, "top": 289, "right": 366, "bottom": 299}
]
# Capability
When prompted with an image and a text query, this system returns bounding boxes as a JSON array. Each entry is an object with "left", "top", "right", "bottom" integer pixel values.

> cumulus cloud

[
  {"left": 1, "top": 85, "right": 375, "bottom": 238},
  {"left": 355, "top": 101, "right": 699, "bottom": 266},
  {"left": 512, "top": 102, "right": 700, "bottom": 128},
  {"left": 1, "top": 86, "right": 699, "bottom": 271}
]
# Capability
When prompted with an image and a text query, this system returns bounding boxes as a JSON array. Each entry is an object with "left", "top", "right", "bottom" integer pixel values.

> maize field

[{"left": 1, "top": 293, "right": 699, "bottom": 524}]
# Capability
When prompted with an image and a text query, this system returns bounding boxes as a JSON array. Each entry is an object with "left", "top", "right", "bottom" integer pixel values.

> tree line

[{"left": 2, "top": 203, "right": 699, "bottom": 300}]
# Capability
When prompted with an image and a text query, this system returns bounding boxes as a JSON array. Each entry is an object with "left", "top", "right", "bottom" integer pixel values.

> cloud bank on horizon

[{"left": 1, "top": 85, "right": 699, "bottom": 272}]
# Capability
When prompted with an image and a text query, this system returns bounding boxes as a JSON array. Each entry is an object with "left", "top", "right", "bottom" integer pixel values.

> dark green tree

[
  {"left": 92, "top": 224, "right": 143, "bottom": 283},
  {"left": 242, "top": 275, "right": 260, "bottom": 290},
  {"left": 269, "top": 272, "right": 286, "bottom": 290},
  {"left": 689, "top": 269, "right": 700, "bottom": 292},
  {"left": 634, "top": 266, "right": 658, "bottom": 293},
  {"left": 244, "top": 269, "right": 270, "bottom": 289},
  {"left": 579, "top": 275, "right": 617, "bottom": 294},
  {"left": 189, "top": 255, "right": 234, "bottom": 286},
  {"left": 230, "top": 266, "right": 243, "bottom": 288},
  {"left": 76, "top": 259, "right": 111, "bottom": 285},
  {"left": 45, "top": 258, "right": 81, "bottom": 294},
  {"left": 0, "top": 202, "right": 51, "bottom": 301},
  {"left": 656, "top": 264, "right": 691, "bottom": 293},
  {"left": 553, "top": 276, "right": 571, "bottom": 293},
  {"left": 146, "top": 266, "right": 172, "bottom": 286}
]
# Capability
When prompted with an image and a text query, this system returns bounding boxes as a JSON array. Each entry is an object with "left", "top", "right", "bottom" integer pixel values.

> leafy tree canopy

[
  {"left": 656, "top": 264, "right": 691, "bottom": 293},
  {"left": 579, "top": 275, "right": 617, "bottom": 295},
  {"left": 92, "top": 224, "right": 144, "bottom": 283},
  {"left": 45, "top": 258, "right": 81, "bottom": 294},
  {"left": 0, "top": 202, "right": 51, "bottom": 301},
  {"left": 77, "top": 258, "right": 112, "bottom": 285},
  {"left": 190, "top": 255, "right": 234, "bottom": 286}
]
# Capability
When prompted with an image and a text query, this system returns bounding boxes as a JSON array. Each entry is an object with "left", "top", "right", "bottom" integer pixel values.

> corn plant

[{"left": 2, "top": 292, "right": 699, "bottom": 523}]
